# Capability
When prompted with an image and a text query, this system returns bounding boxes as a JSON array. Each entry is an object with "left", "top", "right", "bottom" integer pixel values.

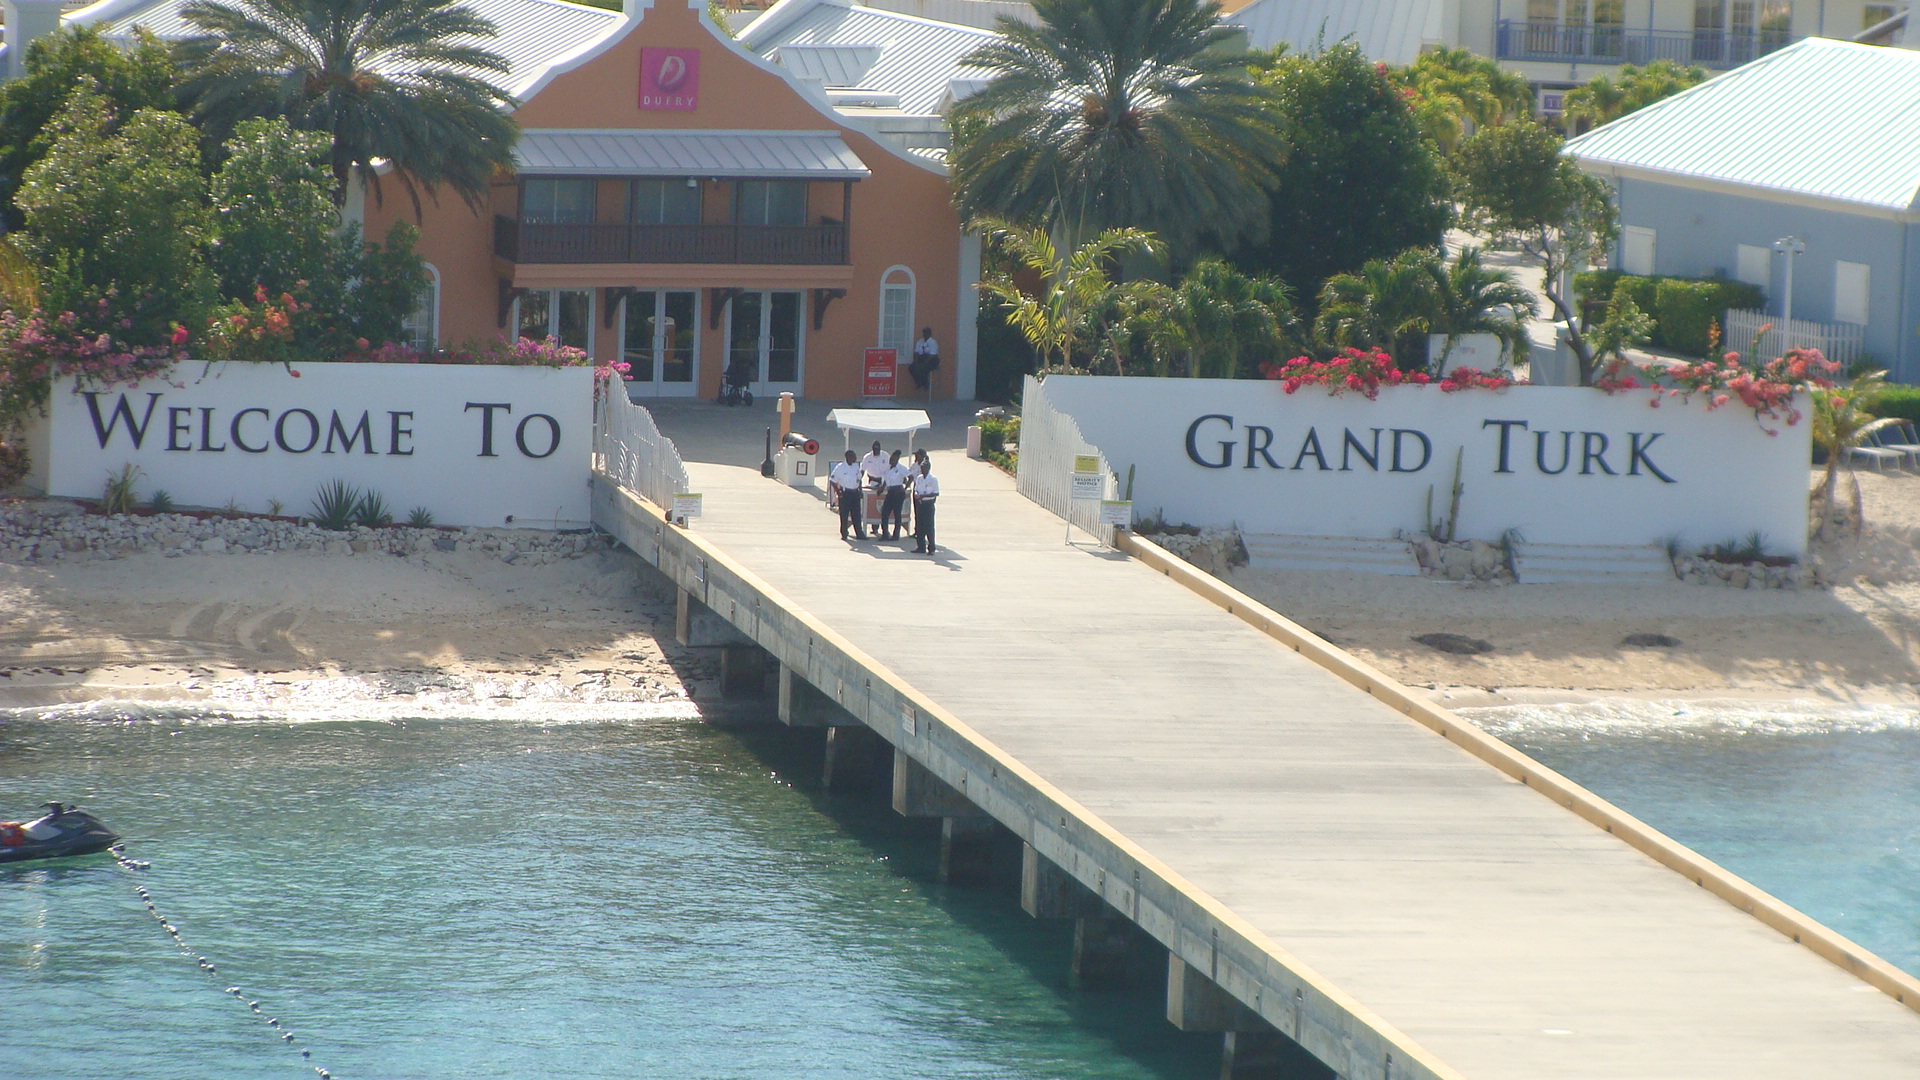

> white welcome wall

[
  {"left": 48, "top": 363, "right": 595, "bottom": 528},
  {"left": 1037, "top": 376, "right": 1812, "bottom": 556}
]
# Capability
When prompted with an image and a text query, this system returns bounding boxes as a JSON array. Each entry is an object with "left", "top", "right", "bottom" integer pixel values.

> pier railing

[
  {"left": 1016, "top": 374, "right": 1117, "bottom": 542},
  {"left": 594, "top": 387, "right": 690, "bottom": 512}
]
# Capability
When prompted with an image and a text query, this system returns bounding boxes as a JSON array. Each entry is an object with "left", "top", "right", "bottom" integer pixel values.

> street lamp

[{"left": 1772, "top": 236, "right": 1805, "bottom": 325}]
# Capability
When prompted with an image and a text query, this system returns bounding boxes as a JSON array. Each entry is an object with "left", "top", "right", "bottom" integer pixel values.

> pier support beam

[
  {"left": 778, "top": 664, "right": 860, "bottom": 727},
  {"left": 1021, "top": 843, "right": 1105, "bottom": 918},
  {"left": 719, "top": 646, "right": 769, "bottom": 698},
  {"left": 1168, "top": 956, "right": 1262, "bottom": 1032},
  {"left": 821, "top": 723, "right": 890, "bottom": 793},
  {"left": 1168, "top": 958, "right": 1330, "bottom": 1080},
  {"left": 1071, "top": 913, "right": 1133, "bottom": 987},
  {"left": 675, "top": 588, "right": 755, "bottom": 648},
  {"left": 939, "top": 817, "right": 997, "bottom": 886},
  {"left": 892, "top": 749, "right": 982, "bottom": 818}
]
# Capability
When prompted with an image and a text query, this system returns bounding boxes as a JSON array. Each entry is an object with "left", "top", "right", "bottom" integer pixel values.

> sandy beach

[
  {"left": 6, "top": 470, "right": 1920, "bottom": 716},
  {"left": 0, "top": 536, "right": 714, "bottom": 717}
]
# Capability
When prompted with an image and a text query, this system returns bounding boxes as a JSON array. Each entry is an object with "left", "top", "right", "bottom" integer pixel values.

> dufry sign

[{"left": 640, "top": 48, "right": 699, "bottom": 111}]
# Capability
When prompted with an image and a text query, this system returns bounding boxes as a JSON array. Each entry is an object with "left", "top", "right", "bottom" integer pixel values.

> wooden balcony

[{"left": 495, "top": 217, "right": 849, "bottom": 266}]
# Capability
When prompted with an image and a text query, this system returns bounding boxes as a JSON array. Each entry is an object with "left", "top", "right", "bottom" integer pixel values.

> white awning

[
  {"left": 515, "top": 129, "right": 871, "bottom": 180},
  {"left": 826, "top": 408, "right": 932, "bottom": 452}
]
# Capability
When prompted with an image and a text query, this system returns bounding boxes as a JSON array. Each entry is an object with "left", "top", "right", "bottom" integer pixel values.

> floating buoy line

[{"left": 110, "top": 844, "right": 336, "bottom": 1079}]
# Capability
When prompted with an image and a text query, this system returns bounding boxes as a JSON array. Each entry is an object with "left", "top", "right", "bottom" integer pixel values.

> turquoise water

[
  {"left": 0, "top": 712, "right": 1215, "bottom": 1080},
  {"left": 1471, "top": 700, "right": 1920, "bottom": 976}
]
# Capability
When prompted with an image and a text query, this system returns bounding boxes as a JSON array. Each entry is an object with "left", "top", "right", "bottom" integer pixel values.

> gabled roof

[
  {"left": 1565, "top": 37, "right": 1920, "bottom": 217},
  {"left": 62, "top": 0, "right": 624, "bottom": 100},
  {"left": 1227, "top": 0, "right": 1442, "bottom": 65},
  {"left": 741, "top": 0, "right": 994, "bottom": 117}
]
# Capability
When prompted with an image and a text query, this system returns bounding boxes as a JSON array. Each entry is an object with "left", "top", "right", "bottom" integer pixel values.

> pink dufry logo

[{"left": 640, "top": 48, "right": 699, "bottom": 110}]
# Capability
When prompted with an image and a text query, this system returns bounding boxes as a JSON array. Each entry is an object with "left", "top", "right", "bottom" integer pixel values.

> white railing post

[
  {"left": 1014, "top": 375, "right": 1117, "bottom": 544},
  {"left": 592, "top": 385, "right": 690, "bottom": 511}
]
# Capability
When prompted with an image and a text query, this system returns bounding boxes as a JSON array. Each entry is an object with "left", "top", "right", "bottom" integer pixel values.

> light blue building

[{"left": 1566, "top": 37, "right": 1920, "bottom": 381}]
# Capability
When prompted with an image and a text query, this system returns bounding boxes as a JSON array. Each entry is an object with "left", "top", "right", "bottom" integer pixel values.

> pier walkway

[{"left": 596, "top": 397, "right": 1920, "bottom": 1080}]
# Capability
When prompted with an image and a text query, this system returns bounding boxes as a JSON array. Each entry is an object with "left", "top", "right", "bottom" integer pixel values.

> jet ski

[{"left": 0, "top": 803, "right": 119, "bottom": 862}]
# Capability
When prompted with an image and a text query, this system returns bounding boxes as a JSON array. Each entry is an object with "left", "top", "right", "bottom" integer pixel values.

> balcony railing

[
  {"left": 1496, "top": 20, "right": 1793, "bottom": 70},
  {"left": 495, "top": 217, "right": 849, "bottom": 266}
]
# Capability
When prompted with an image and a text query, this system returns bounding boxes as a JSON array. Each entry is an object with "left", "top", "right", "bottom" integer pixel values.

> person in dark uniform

[
  {"left": 830, "top": 450, "right": 864, "bottom": 541},
  {"left": 880, "top": 450, "right": 910, "bottom": 540},
  {"left": 911, "top": 460, "right": 940, "bottom": 554}
]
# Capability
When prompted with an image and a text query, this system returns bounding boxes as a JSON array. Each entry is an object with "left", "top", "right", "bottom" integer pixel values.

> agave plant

[
  {"left": 309, "top": 479, "right": 360, "bottom": 530},
  {"left": 406, "top": 506, "right": 435, "bottom": 528},
  {"left": 352, "top": 489, "right": 393, "bottom": 528},
  {"left": 101, "top": 464, "right": 143, "bottom": 515}
]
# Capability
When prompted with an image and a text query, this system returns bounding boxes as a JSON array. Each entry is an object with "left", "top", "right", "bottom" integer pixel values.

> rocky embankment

[{"left": 0, "top": 500, "right": 605, "bottom": 565}]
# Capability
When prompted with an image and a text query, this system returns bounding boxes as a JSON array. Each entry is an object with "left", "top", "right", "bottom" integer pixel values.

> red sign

[
  {"left": 863, "top": 348, "right": 898, "bottom": 398},
  {"left": 640, "top": 48, "right": 699, "bottom": 110}
]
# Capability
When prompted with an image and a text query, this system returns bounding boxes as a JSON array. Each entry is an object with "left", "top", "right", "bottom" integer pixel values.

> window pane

[
  {"left": 662, "top": 291, "right": 697, "bottom": 383},
  {"left": 1835, "top": 261, "right": 1870, "bottom": 326},
  {"left": 517, "top": 289, "right": 551, "bottom": 341},
  {"left": 768, "top": 182, "right": 808, "bottom": 227},
  {"left": 624, "top": 291, "right": 657, "bottom": 381},
  {"left": 557, "top": 290, "right": 592, "bottom": 351},
  {"left": 664, "top": 179, "right": 701, "bottom": 224},
  {"left": 880, "top": 283, "right": 911, "bottom": 354},
  {"left": 768, "top": 291, "right": 801, "bottom": 383},
  {"left": 1866, "top": 4, "right": 1897, "bottom": 31},
  {"left": 403, "top": 274, "right": 437, "bottom": 352},
  {"left": 728, "top": 291, "right": 762, "bottom": 383},
  {"left": 524, "top": 179, "right": 595, "bottom": 224},
  {"left": 737, "top": 181, "right": 808, "bottom": 226},
  {"left": 737, "top": 181, "right": 770, "bottom": 226},
  {"left": 629, "top": 180, "right": 699, "bottom": 225}
]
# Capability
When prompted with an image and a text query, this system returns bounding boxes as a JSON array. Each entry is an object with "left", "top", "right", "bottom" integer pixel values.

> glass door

[
  {"left": 621, "top": 290, "right": 700, "bottom": 396},
  {"left": 723, "top": 290, "right": 805, "bottom": 396}
]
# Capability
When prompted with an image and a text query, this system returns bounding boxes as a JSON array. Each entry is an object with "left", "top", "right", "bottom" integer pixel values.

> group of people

[{"left": 829, "top": 441, "right": 940, "bottom": 554}]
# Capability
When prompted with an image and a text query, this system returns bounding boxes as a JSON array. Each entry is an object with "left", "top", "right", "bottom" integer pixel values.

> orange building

[{"left": 363, "top": 0, "right": 978, "bottom": 400}]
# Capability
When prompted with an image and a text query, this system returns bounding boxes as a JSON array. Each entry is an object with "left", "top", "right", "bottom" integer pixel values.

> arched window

[
  {"left": 402, "top": 263, "right": 441, "bottom": 352},
  {"left": 878, "top": 265, "right": 915, "bottom": 356}
]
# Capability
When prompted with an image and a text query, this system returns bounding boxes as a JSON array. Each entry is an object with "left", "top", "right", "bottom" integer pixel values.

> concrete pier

[{"left": 592, "top": 399, "right": 1920, "bottom": 1080}]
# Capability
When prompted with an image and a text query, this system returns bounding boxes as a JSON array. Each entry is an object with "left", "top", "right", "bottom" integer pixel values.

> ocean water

[
  {"left": 0, "top": 710, "right": 1215, "bottom": 1080},
  {"left": 1466, "top": 698, "right": 1920, "bottom": 976}
]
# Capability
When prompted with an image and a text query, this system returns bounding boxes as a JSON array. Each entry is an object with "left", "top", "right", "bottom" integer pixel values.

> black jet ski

[{"left": 0, "top": 803, "right": 119, "bottom": 862}]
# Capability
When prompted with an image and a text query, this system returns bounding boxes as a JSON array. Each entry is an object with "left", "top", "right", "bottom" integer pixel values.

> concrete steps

[
  {"left": 1242, "top": 533, "right": 1678, "bottom": 584},
  {"left": 1510, "top": 542, "right": 1677, "bottom": 584},
  {"left": 1243, "top": 534, "right": 1419, "bottom": 576}
]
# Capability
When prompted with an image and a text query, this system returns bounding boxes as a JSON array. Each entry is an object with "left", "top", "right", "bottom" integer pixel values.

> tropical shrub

[
  {"left": 309, "top": 479, "right": 360, "bottom": 530},
  {"left": 1576, "top": 272, "right": 1765, "bottom": 356}
]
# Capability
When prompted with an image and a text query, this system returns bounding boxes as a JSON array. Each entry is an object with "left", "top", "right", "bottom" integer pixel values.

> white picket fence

[
  {"left": 1724, "top": 308, "right": 1864, "bottom": 368},
  {"left": 1015, "top": 374, "right": 1116, "bottom": 542},
  {"left": 594, "top": 386, "right": 689, "bottom": 511}
]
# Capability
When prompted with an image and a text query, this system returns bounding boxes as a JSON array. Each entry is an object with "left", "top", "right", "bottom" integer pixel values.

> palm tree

[
  {"left": 977, "top": 219, "right": 1164, "bottom": 373},
  {"left": 1811, "top": 371, "right": 1900, "bottom": 539},
  {"left": 1394, "top": 47, "right": 1531, "bottom": 153},
  {"left": 1563, "top": 60, "right": 1706, "bottom": 129},
  {"left": 1314, "top": 249, "right": 1440, "bottom": 367},
  {"left": 177, "top": 0, "right": 518, "bottom": 211},
  {"left": 1138, "top": 259, "right": 1295, "bottom": 378},
  {"left": 949, "top": 0, "right": 1284, "bottom": 254},
  {"left": 1427, "top": 247, "right": 1536, "bottom": 372}
]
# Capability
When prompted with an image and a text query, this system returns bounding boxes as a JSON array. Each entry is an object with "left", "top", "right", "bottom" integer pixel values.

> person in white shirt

[
  {"left": 858, "top": 440, "right": 889, "bottom": 536},
  {"left": 909, "top": 328, "right": 940, "bottom": 392},
  {"left": 829, "top": 451, "right": 865, "bottom": 541},
  {"left": 880, "top": 450, "right": 912, "bottom": 540},
  {"left": 911, "top": 460, "right": 940, "bottom": 554}
]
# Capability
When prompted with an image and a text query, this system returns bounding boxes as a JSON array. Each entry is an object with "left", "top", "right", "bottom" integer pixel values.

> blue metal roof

[{"left": 1565, "top": 37, "right": 1920, "bottom": 216}]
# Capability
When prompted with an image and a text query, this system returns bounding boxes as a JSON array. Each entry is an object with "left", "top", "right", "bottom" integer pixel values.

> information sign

[
  {"left": 672, "top": 493, "right": 703, "bottom": 521},
  {"left": 1098, "top": 500, "right": 1132, "bottom": 526},
  {"left": 1071, "top": 454, "right": 1103, "bottom": 500},
  {"left": 863, "top": 348, "right": 898, "bottom": 398}
]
